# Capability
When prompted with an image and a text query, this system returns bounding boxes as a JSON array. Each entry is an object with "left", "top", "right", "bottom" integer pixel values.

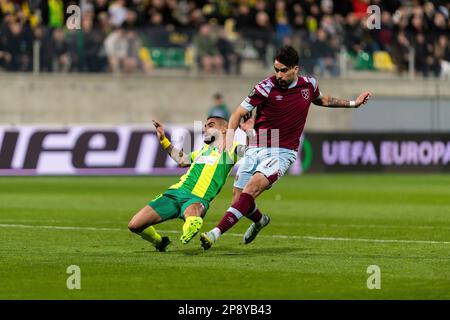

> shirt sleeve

[
  {"left": 308, "top": 76, "right": 321, "bottom": 100},
  {"left": 240, "top": 83, "right": 269, "bottom": 112}
]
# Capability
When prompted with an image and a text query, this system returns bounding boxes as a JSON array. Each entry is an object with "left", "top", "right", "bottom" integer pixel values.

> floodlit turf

[{"left": 1, "top": 174, "right": 449, "bottom": 299}]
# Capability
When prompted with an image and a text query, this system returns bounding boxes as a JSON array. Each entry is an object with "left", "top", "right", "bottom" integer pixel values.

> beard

[
  {"left": 276, "top": 78, "right": 290, "bottom": 89},
  {"left": 203, "top": 134, "right": 216, "bottom": 145}
]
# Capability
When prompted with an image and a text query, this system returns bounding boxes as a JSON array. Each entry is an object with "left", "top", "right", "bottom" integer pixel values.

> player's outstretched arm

[
  {"left": 152, "top": 120, "right": 190, "bottom": 167},
  {"left": 313, "top": 91, "right": 372, "bottom": 108}
]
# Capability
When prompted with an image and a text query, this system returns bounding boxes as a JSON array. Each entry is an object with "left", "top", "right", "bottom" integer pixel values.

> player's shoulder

[
  {"left": 298, "top": 75, "right": 319, "bottom": 91},
  {"left": 253, "top": 76, "right": 276, "bottom": 97}
]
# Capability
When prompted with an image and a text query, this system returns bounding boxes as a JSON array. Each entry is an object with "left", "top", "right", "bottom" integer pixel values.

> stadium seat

[
  {"left": 353, "top": 50, "right": 375, "bottom": 70},
  {"left": 373, "top": 51, "right": 395, "bottom": 71}
]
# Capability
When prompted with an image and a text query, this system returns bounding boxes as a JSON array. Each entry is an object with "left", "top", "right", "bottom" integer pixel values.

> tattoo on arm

[
  {"left": 166, "top": 144, "right": 190, "bottom": 167},
  {"left": 313, "top": 95, "right": 351, "bottom": 108}
]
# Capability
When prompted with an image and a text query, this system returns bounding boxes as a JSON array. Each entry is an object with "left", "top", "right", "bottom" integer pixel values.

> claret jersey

[{"left": 240, "top": 75, "right": 321, "bottom": 151}]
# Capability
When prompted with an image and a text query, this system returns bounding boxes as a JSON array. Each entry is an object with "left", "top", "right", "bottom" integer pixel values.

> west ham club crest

[{"left": 301, "top": 88, "right": 310, "bottom": 100}]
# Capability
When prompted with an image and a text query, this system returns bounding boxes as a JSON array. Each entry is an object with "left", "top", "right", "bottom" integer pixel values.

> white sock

[
  {"left": 211, "top": 227, "right": 221, "bottom": 240},
  {"left": 256, "top": 215, "right": 266, "bottom": 226}
]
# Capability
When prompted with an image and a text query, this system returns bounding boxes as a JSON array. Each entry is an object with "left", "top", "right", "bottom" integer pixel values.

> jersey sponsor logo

[
  {"left": 195, "top": 155, "right": 219, "bottom": 165},
  {"left": 301, "top": 88, "right": 310, "bottom": 100}
]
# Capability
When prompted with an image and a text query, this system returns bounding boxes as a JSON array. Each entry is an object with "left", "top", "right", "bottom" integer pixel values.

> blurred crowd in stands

[{"left": 0, "top": 0, "right": 449, "bottom": 78}]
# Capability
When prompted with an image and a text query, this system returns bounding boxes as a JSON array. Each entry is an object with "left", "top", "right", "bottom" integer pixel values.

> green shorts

[{"left": 148, "top": 188, "right": 210, "bottom": 221}]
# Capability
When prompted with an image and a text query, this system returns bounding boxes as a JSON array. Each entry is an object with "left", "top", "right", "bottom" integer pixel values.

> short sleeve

[
  {"left": 240, "top": 81, "right": 271, "bottom": 111},
  {"left": 307, "top": 76, "right": 321, "bottom": 100}
]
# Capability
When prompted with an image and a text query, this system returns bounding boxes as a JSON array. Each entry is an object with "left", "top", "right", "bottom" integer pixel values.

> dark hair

[{"left": 274, "top": 46, "right": 299, "bottom": 68}]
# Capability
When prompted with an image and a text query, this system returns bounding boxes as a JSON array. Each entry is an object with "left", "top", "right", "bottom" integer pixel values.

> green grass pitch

[{"left": 1, "top": 174, "right": 449, "bottom": 299}]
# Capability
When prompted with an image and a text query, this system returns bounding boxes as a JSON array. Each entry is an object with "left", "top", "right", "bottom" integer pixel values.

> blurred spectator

[
  {"left": 311, "top": 28, "right": 339, "bottom": 77},
  {"left": 374, "top": 11, "right": 394, "bottom": 52},
  {"left": 352, "top": 0, "right": 369, "bottom": 20},
  {"left": 147, "top": 11, "right": 170, "bottom": 47},
  {"left": 104, "top": 26, "right": 128, "bottom": 73},
  {"left": 217, "top": 28, "right": 241, "bottom": 75},
  {"left": 413, "top": 32, "right": 440, "bottom": 78},
  {"left": 435, "top": 35, "right": 450, "bottom": 80},
  {"left": 2, "top": 18, "right": 33, "bottom": 71},
  {"left": 94, "top": 0, "right": 109, "bottom": 22},
  {"left": 275, "top": 16, "right": 292, "bottom": 48},
  {"left": 391, "top": 31, "right": 410, "bottom": 75},
  {"left": 0, "top": 0, "right": 448, "bottom": 78},
  {"left": 104, "top": 25, "right": 148, "bottom": 74},
  {"left": 32, "top": 25, "right": 48, "bottom": 72},
  {"left": 250, "top": 11, "right": 273, "bottom": 67},
  {"left": 70, "top": 15, "right": 107, "bottom": 72},
  {"left": 192, "top": 23, "right": 222, "bottom": 74},
  {"left": 234, "top": 4, "right": 253, "bottom": 32},
  {"left": 109, "top": 0, "right": 128, "bottom": 28},
  {"left": 43, "top": 0, "right": 65, "bottom": 28},
  {"left": 343, "top": 13, "right": 364, "bottom": 55},
  {"left": 48, "top": 27, "right": 71, "bottom": 72},
  {"left": 208, "top": 93, "right": 230, "bottom": 120}
]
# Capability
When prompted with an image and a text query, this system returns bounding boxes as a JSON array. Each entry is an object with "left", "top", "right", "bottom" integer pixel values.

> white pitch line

[
  {"left": 3, "top": 219, "right": 450, "bottom": 230},
  {"left": 1, "top": 223, "right": 450, "bottom": 245}
]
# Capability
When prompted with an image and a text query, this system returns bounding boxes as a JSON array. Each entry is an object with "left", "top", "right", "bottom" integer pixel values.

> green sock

[{"left": 139, "top": 226, "right": 162, "bottom": 245}]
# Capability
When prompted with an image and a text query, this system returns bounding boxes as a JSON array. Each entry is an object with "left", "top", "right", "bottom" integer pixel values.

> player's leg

[
  {"left": 200, "top": 173, "right": 269, "bottom": 249},
  {"left": 180, "top": 201, "right": 207, "bottom": 244},
  {"left": 200, "top": 149, "right": 258, "bottom": 249},
  {"left": 231, "top": 186, "right": 241, "bottom": 203},
  {"left": 242, "top": 149, "right": 298, "bottom": 244},
  {"left": 128, "top": 205, "right": 170, "bottom": 251},
  {"left": 128, "top": 205, "right": 162, "bottom": 233},
  {"left": 128, "top": 192, "right": 180, "bottom": 252},
  {"left": 233, "top": 185, "right": 266, "bottom": 225},
  {"left": 201, "top": 148, "right": 296, "bottom": 249}
]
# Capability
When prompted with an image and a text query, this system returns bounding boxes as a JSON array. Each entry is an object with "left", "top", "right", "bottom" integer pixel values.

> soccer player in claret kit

[{"left": 200, "top": 45, "right": 372, "bottom": 249}]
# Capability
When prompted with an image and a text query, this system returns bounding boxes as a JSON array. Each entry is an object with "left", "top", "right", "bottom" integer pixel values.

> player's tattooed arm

[
  {"left": 313, "top": 91, "right": 371, "bottom": 108},
  {"left": 152, "top": 119, "right": 190, "bottom": 167},
  {"left": 313, "top": 95, "right": 351, "bottom": 107}
]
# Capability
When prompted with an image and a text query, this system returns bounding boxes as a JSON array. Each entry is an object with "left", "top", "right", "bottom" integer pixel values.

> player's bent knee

[
  {"left": 127, "top": 222, "right": 139, "bottom": 233},
  {"left": 128, "top": 220, "right": 145, "bottom": 234}
]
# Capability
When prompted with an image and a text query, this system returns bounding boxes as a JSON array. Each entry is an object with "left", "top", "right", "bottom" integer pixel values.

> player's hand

[
  {"left": 355, "top": 92, "right": 372, "bottom": 108},
  {"left": 239, "top": 111, "right": 254, "bottom": 133},
  {"left": 152, "top": 119, "right": 165, "bottom": 141}
]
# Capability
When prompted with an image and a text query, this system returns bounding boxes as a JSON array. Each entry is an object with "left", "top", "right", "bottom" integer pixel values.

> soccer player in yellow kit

[{"left": 128, "top": 116, "right": 253, "bottom": 251}]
